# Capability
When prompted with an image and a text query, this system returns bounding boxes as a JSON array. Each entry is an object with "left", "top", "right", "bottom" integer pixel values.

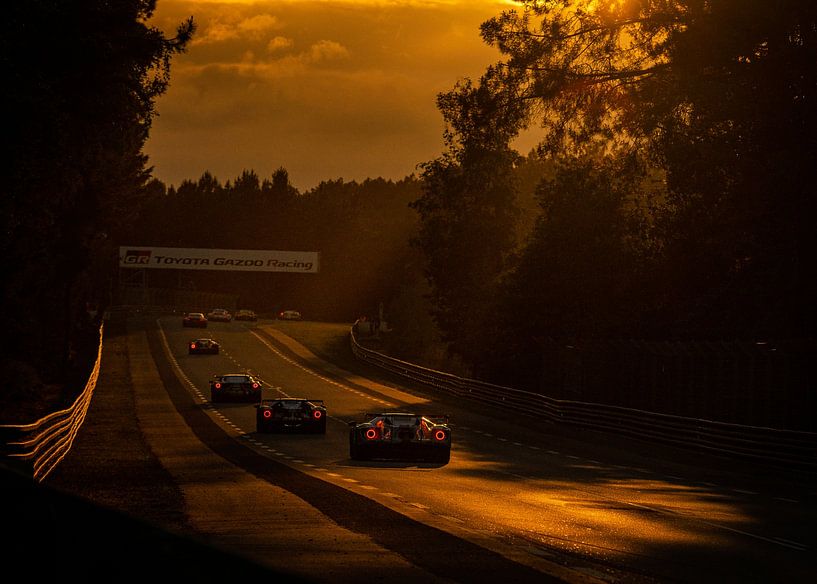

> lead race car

[
  {"left": 256, "top": 398, "right": 327, "bottom": 434},
  {"left": 349, "top": 412, "right": 451, "bottom": 463},
  {"left": 209, "top": 373, "right": 263, "bottom": 403}
]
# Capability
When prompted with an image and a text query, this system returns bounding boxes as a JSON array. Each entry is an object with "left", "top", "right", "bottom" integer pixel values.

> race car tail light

[
  {"left": 263, "top": 409, "right": 272, "bottom": 418},
  {"left": 365, "top": 428, "right": 378, "bottom": 440},
  {"left": 252, "top": 383, "right": 259, "bottom": 389},
  {"left": 313, "top": 410, "right": 323, "bottom": 420},
  {"left": 434, "top": 430, "right": 447, "bottom": 441},
  {"left": 214, "top": 382, "right": 222, "bottom": 389},
  {"left": 190, "top": 343, "right": 196, "bottom": 349}
]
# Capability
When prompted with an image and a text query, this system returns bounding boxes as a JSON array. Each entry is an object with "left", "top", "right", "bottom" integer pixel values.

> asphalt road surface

[{"left": 41, "top": 315, "right": 816, "bottom": 583}]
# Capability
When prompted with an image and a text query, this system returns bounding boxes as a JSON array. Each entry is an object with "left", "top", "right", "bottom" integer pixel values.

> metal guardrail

[
  {"left": 350, "top": 330, "right": 817, "bottom": 471},
  {"left": 0, "top": 324, "right": 104, "bottom": 482}
]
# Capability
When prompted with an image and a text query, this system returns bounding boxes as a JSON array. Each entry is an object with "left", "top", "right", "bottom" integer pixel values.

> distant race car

[
  {"left": 278, "top": 310, "right": 302, "bottom": 321},
  {"left": 349, "top": 412, "right": 451, "bottom": 463},
  {"left": 234, "top": 309, "right": 258, "bottom": 322},
  {"left": 188, "top": 338, "right": 219, "bottom": 355},
  {"left": 256, "top": 398, "right": 327, "bottom": 434},
  {"left": 207, "top": 308, "right": 233, "bottom": 322},
  {"left": 182, "top": 312, "right": 208, "bottom": 328},
  {"left": 209, "top": 373, "right": 263, "bottom": 403}
]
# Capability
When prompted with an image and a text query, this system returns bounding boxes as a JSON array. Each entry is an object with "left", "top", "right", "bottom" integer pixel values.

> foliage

[
  {"left": 484, "top": 150, "right": 657, "bottom": 387},
  {"left": 411, "top": 79, "right": 526, "bottom": 370},
  {"left": 1, "top": 1, "right": 193, "bottom": 384},
  {"left": 131, "top": 173, "right": 423, "bottom": 322},
  {"left": 478, "top": 0, "right": 817, "bottom": 339},
  {"left": 401, "top": 0, "right": 817, "bottom": 390}
]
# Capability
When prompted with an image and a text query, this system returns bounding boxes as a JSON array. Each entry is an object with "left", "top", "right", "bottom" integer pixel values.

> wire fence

[
  {"left": 351, "top": 329, "right": 817, "bottom": 471},
  {"left": 0, "top": 324, "right": 104, "bottom": 482}
]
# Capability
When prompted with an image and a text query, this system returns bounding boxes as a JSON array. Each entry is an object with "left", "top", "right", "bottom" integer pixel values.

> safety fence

[
  {"left": 0, "top": 324, "right": 103, "bottom": 482},
  {"left": 350, "top": 330, "right": 817, "bottom": 472}
]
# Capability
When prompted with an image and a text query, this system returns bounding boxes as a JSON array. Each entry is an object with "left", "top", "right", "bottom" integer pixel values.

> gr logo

[{"left": 123, "top": 250, "right": 151, "bottom": 264}]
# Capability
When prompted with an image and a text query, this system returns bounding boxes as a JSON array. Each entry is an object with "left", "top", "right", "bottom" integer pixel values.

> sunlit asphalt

[{"left": 157, "top": 316, "right": 815, "bottom": 583}]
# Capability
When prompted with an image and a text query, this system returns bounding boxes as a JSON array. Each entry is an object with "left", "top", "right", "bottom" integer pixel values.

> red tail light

[
  {"left": 190, "top": 343, "right": 196, "bottom": 349},
  {"left": 365, "top": 428, "right": 378, "bottom": 440},
  {"left": 313, "top": 410, "right": 322, "bottom": 419},
  {"left": 263, "top": 409, "right": 271, "bottom": 419},
  {"left": 252, "top": 383, "right": 259, "bottom": 389},
  {"left": 214, "top": 382, "right": 222, "bottom": 389},
  {"left": 434, "top": 430, "right": 447, "bottom": 441}
]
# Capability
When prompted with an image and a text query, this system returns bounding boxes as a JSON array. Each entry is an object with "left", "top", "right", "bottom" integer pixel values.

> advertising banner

[{"left": 119, "top": 246, "right": 319, "bottom": 273}]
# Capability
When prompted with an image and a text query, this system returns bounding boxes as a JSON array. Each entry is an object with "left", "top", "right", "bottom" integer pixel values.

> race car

[
  {"left": 255, "top": 398, "right": 327, "bottom": 434},
  {"left": 188, "top": 338, "right": 220, "bottom": 355},
  {"left": 182, "top": 312, "right": 208, "bottom": 328},
  {"left": 209, "top": 373, "right": 263, "bottom": 403},
  {"left": 349, "top": 412, "right": 451, "bottom": 463},
  {"left": 278, "top": 310, "right": 302, "bottom": 321},
  {"left": 234, "top": 309, "right": 258, "bottom": 322},
  {"left": 207, "top": 308, "right": 233, "bottom": 322}
]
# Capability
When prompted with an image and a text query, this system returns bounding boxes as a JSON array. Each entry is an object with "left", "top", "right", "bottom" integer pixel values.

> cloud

[
  {"left": 191, "top": 13, "right": 281, "bottom": 46},
  {"left": 267, "top": 36, "right": 294, "bottom": 52},
  {"left": 237, "top": 14, "right": 280, "bottom": 37},
  {"left": 145, "top": 0, "right": 515, "bottom": 190},
  {"left": 307, "top": 40, "right": 350, "bottom": 63},
  {"left": 192, "top": 21, "right": 240, "bottom": 45}
]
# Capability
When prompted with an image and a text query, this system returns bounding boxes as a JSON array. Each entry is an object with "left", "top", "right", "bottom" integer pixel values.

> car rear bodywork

[
  {"left": 278, "top": 310, "right": 302, "bottom": 321},
  {"left": 183, "top": 313, "right": 208, "bottom": 328},
  {"left": 235, "top": 309, "right": 258, "bottom": 321},
  {"left": 207, "top": 308, "right": 232, "bottom": 322},
  {"left": 256, "top": 398, "right": 327, "bottom": 433},
  {"left": 209, "top": 373, "right": 262, "bottom": 403},
  {"left": 188, "top": 338, "right": 219, "bottom": 355},
  {"left": 349, "top": 413, "right": 451, "bottom": 463}
]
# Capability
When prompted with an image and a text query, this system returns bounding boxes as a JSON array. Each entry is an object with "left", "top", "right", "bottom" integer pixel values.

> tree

[
  {"left": 1, "top": 1, "right": 194, "bottom": 388},
  {"left": 464, "top": 0, "right": 817, "bottom": 338},
  {"left": 263, "top": 167, "right": 298, "bottom": 208},
  {"left": 412, "top": 78, "right": 526, "bottom": 370}
]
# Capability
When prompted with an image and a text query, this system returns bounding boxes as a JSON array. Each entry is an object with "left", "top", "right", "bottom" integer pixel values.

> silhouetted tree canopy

[
  {"left": 414, "top": 0, "right": 817, "bottom": 379},
  {"left": 132, "top": 172, "right": 423, "bottom": 322},
  {"left": 1, "top": 1, "right": 193, "bottom": 391}
]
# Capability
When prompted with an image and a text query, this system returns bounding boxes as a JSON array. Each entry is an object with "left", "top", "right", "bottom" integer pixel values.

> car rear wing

[
  {"left": 258, "top": 399, "right": 325, "bottom": 406},
  {"left": 362, "top": 413, "right": 450, "bottom": 424},
  {"left": 422, "top": 415, "right": 450, "bottom": 425}
]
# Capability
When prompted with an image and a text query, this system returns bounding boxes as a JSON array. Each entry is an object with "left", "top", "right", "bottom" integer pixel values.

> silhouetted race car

[
  {"left": 188, "top": 338, "right": 220, "bottom": 355},
  {"left": 278, "top": 310, "right": 302, "bottom": 321},
  {"left": 207, "top": 308, "right": 233, "bottom": 322},
  {"left": 349, "top": 412, "right": 451, "bottom": 463},
  {"left": 234, "top": 309, "right": 258, "bottom": 322},
  {"left": 209, "top": 373, "right": 263, "bottom": 403},
  {"left": 256, "top": 398, "right": 327, "bottom": 434},
  {"left": 182, "top": 312, "right": 208, "bottom": 328}
]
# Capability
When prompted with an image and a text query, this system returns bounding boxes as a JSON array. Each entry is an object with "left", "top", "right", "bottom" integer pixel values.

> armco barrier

[
  {"left": 350, "top": 329, "right": 817, "bottom": 472},
  {"left": 0, "top": 324, "right": 103, "bottom": 482}
]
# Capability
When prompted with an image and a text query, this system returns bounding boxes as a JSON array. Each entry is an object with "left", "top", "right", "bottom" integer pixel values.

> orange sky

[{"left": 144, "top": 0, "right": 527, "bottom": 191}]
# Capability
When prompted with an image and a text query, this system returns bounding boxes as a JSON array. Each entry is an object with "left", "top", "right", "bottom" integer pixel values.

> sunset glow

[{"left": 145, "top": 0, "right": 519, "bottom": 190}]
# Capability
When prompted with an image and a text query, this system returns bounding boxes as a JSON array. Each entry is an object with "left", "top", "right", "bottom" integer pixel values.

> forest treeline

[
  {"left": 3, "top": 1, "right": 816, "bottom": 425},
  {"left": 2, "top": 1, "right": 193, "bottom": 409},
  {"left": 131, "top": 170, "right": 429, "bottom": 323},
  {"left": 411, "top": 0, "right": 817, "bottom": 394}
]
